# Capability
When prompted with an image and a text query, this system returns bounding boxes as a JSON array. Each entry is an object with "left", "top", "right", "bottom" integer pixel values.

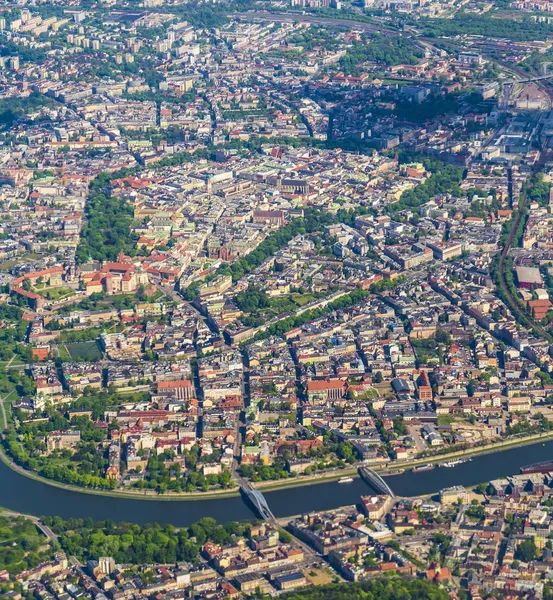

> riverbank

[
  {"left": 0, "top": 445, "right": 241, "bottom": 501},
  {"left": 254, "top": 430, "right": 553, "bottom": 493},
  {"left": 381, "top": 429, "right": 553, "bottom": 474},
  {"left": 2, "top": 428, "right": 553, "bottom": 501}
]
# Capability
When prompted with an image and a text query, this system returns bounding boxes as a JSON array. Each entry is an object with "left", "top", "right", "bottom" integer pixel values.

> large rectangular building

[{"left": 515, "top": 266, "right": 542, "bottom": 289}]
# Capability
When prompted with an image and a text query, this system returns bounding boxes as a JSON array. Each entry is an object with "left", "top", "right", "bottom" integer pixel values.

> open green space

[
  {"left": 0, "top": 514, "right": 51, "bottom": 575},
  {"left": 65, "top": 341, "right": 103, "bottom": 362},
  {"left": 37, "top": 286, "right": 76, "bottom": 301}
]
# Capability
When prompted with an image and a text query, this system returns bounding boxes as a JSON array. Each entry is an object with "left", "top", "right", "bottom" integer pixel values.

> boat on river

[
  {"left": 520, "top": 460, "right": 553, "bottom": 474},
  {"left": 440, "top": 459, "right": 468, "bottom": 468},
  {"left": 413, "top": 464, "right": 435, "bottom": 472},
  {"left": 338, "top": 477, "right": 354, "bottom": 484}
]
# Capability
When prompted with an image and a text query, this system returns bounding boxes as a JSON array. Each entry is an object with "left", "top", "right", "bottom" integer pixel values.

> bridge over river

[
  {"left": 2, "top": 437, "right": 551, "bottom": 527},
  {"left": 238, "top": 466, "right": 395, "bottom": 523}
]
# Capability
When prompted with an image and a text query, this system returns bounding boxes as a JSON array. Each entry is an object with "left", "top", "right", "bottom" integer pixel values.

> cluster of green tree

[
  {"left": 240, "top": 436, "right": 357, "bottom": 481},
  {"left": 76, "top": 169, "right": 141, "bottom": 264},
  {"left": 411, "top": 337, "right": 441, "bottom": 365},
  {"left": 4, "top": 391, "right": 123, "bottom": 489},
  {"left": 516, "top": 538, "right": 538, "bottom": 562},
  {"left": 167, "top": 0, "right": 255, "bottom": 28},
  {"left": 234, "top": 287, "right": 317, "bottom": 326},
  {"left": 58, "top": 327, "right": 104, "bottom": 343},
  {"left": 250, "top": 454, "right": 356, "bottom": 481},
  {"left": 303, "top": 5, "right": 379, "bottom": 24},
  {"left": 0, "top": 305, "right": 23, "bottom": 322},
  {"left": 182, "top": 206, "right": 341, "bottom": 300},
  {"left": 526, "top": 173, "right": 551, "bottom": 208},
  {"left": 235, "top": 286, "right": 272, "bottom": 314},
  {"left": 506, "top": 413, "right": 553, "bottom": 436},
  {"left": 0, "top": 315, "right": 31, "bottom": 363},
  {"left": 57, "top": 291, "right": 150, "bottom": 315},
  {"left": 252, "top": 288, "right": 370, "bottom": 342},
  {"left": 42, "top": 515, "right": 252, "bottom": 565},
  {"left": 0, "top": 515, "right": 52, "bottom": 576},
  {"left": 465, "top": 499, "right": 485, "bottom": 520},
  {"left": 369, "top": 275, "right": 406, "bottom": 294},
  {"left": 280, "top": 578, "right": 448, "bottom": 600},
  {"left": 419, "top": 13, "right": 553, "bottom": 42},
  {"left": 3, "top": 425, "right": 116, "bottom": 489},
  {"left": 76, "top": 190, "right": 138, "bottom": 263},
  {"left": 70, "top": 389, "right": 149, "bottom": 421},
  {"left": 0, "top": 92, "right": 55, "bottom": 130},
  {"left": 286, "top": 26, "right": 342, "bottom": 52},
  {"left": 386, "top": 159, "right": 463, "bottom": 214},
  {"left": 130, "top": 451, "right": 233, "bottom": 494},
  {"left": 427, "top": 531, "right": 451, "bottom": 564},
  {"left": 524, "top": 46, "right": 553, "bottom": 75},
  {"left": 0, "top": 41, "right": 47, "bottom": 63},
  {"left": 0, "top": 367, "right": 26, "bottom": 399},
  {"left": 464, "top": 192, "right": 503, "bottom": 219},
  {"left": 40, "top": 459, "right": 115, "bottom": 490},
  {"left": 340, "top": 36, "right": 423, "bottom": 76}
]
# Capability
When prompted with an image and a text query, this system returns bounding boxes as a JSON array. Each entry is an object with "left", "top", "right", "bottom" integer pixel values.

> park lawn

[
  {"left": 292, "top": 294, "right": 316, "bottom": 307},
  {"left": 304, "top": 567, "right": 335, "bottom": 586},
  {"left": 0, "top": 403, "right": 9, "bottom": 431},
  {"left": 66, "top": 341, "right": 102, "bottom": 361},
  {"left": 38, "top": 286, "right": 76, "bottom": 301},
  {"left": 0, "top": 355, "right": 25, "bottom": 367},
  {"left": 57, "top": 345, "right": 71, "bottom": 361},
  {"left": 360, "top": 387, "right": 379, "bottom": 400},
  {"left": 0, "top": 515, "right": 41, "bottom": 544}
]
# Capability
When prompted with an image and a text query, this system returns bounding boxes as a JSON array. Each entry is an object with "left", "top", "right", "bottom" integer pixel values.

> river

[{"left": 2, "top": 439, "right": 552, "bottom": 525}]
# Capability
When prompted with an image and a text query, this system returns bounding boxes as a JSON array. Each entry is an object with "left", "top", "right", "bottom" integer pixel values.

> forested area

[
  {"left": 420, "top": 13, "right": 553, "bottom": 42},
  {"left": 42, "top": 516, "right": 252, "bottom": 564},
  {"left": 0, "top": 515, "right": 52, "bottom": 575},
  {"left": 386, "top": 160, "right": 463, "bottom": 214},
  {"left": 76, "top": 171, "right": 140, "bottom": 264},
  {"left": 339, "top": 36, "right": 424, "bottom": 75},
  {"left": 287, "top": 26, "right": 342, "bottom": 51},
  {"left": 0, "top": 92, "right": 55, "bottom": 129},
  {"left": 281, "top": 579, "right": 449, "bottom": 600},
  {"left": 0, "top": 305, "right": 28, "bottom": 362}
]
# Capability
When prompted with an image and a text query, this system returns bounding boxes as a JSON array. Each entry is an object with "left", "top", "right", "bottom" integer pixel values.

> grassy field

[
  {"left": 304, "top": 567, "right": 336, "bottom": 586},
  {"left": 292, "top": 294, "right": 316, "bottom": 307},
  {"left": 0, "top": 399, "right": 12, "bottom": 431},
  {"left": 38, "top": 286, "right": 76, "bottom": 301},
  {"left": 57, "top": 345, "right": 71, "bottom": 361},
  {"left": 356, "top": 387, "right": 379, "bottom": 400},
  {"left": 66, "top": 341, "right": 102, "bottom": 361}
]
